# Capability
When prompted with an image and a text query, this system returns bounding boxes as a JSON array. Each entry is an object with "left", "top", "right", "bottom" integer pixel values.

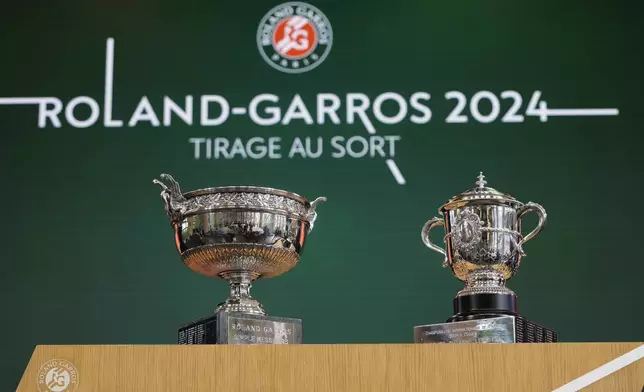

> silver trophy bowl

[
  {"left": 421, "top": 172, "right": 546, "bottom": 297},
  {"left": 154, "top": 174, "right": 325, "bottom": 316}
]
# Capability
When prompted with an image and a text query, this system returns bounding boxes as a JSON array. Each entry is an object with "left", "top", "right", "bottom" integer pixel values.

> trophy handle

[
  {"left": 307, "top": 196, "right": 327, "bottom": 231},
  {"left": 421, "top": 217, "right": 449, "bottom": 267},
  {"left": 153, "top": 173, "right": 187, "bottom": 222},
  {"left": 517, "top": 202, "right": 547, "bottom": 255}
]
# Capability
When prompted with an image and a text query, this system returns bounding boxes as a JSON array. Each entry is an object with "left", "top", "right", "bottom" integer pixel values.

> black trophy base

[
  {"left": 447, "top": 293, "right": 519, "bottom": 322},
  {"left": 414, "top": 292, "right": 558, "bottom": 343},
  {"left": 178, "top": 312, "right": 302, "bottom": 345}
]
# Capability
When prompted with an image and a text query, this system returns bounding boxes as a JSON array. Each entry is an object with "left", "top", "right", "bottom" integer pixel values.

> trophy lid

[{"left": 440, "top": 172, "right": 523, "bottom": 211}]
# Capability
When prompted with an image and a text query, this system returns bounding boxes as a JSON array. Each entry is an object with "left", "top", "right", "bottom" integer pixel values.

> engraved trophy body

[
  {"left": 415, "top": 173, "right": 557, "bottom": 343},
  {"left": 153, "top": 174, "right": 325, "bottom": 345}
]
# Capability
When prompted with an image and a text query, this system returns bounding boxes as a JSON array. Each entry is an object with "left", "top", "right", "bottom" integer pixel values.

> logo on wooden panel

[{"left": 37, "top": 359, "right": 79, "bottom": 392}]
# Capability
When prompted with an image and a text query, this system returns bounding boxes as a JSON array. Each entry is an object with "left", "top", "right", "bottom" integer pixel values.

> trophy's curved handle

[
  {"left": 307, "top": 196, "right": 327, "bottom": 232},
  {"left": 421, "top": 217, "right": 448, "bottom": 268},
  {"left": 517, "top": 202, "right": 547, "bottom": 255},
  {"left": 152, "top": 173, "right": 187, "bottom": 222}
]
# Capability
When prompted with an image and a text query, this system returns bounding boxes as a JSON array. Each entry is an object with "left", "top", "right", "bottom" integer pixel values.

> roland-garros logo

[
  {"left": 257, "top": 2, "right": 333, "bottom": 74},
  {"left": 37, "top": 359, "right": 79, "bottom": 392}
]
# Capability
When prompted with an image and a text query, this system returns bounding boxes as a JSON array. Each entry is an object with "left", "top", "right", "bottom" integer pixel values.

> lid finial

[{"left": 476, "top": 172, "right": 487, "bottom": 188}]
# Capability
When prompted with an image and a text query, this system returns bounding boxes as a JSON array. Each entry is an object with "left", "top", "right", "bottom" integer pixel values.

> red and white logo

[{"left": 257, "top": 2, "right": 333, "bottom": 74}]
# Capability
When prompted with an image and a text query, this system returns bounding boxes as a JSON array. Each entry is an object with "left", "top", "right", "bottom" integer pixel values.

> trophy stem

[
  {"left": 457, "top": 270, "right": 514, "bottom": 297},
  {"left": 215, "top": 271, "right": 266, "bottom": 316}
]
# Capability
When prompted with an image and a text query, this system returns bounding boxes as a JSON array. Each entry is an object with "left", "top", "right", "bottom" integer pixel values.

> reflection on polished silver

[
  {"left": 421, "top": 172, "right": 547, "bottom": 297},
  {"left": 154, "top": 173, "right": 325, "bottom": 316}
]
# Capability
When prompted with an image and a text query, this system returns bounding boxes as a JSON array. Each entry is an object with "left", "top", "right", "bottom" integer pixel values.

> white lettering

[
  {"left": 330, "top": 135, "right": 345, "bottom": 158},
  {"left": 103, "top": 38, "right": 123, "bottom": 127},
  {"left": 306, "top": 137, "right": 323, "bottom": 158},
  {"left": 316, "top": 93, "right": 341, "bottom": 124},
  {"left": 410, "top": 92, "right": 432, "bottom": 123},
  {"left": 129, "top": 96, "right": 160, "bottom": 127},
  {"left": 65, "top": 96, "right": 100, "bottom": 128},
  {"left": 346, "top": 93, "right": 375, "bottom": 133},
  {"left": 249, "top": 94, "right": 281, "bottom": 126},
  {"left": 38, "top": 98, "right": 63, "bottom": 128},
  {"left": 470, "top": 91, "right": 500, "bottom": 123},
  {"left": 164, "top": 96, "right": 193, "bottom": 126},
  {"left": 373, "top": 92, "right": 407, "bottom": 124},
  {"left": 214, "top": 138, "right": 230, "bottom": 159},
  {"left": 268, "top": 137, "right": 282, "bottom": 158},
  {"left": 200, "top": 95, "right": 229, "bottom": 126},
  {"left": 370, "top": 135, "right": 386, "bottom": 157},
  {"left": 346, "top": 136, "right": 369, "bottom": 158},
  {"left": 229, "top": 138, "right": 247, "bottom": 158},
  {"left": 189, "top": 138, "right": 206, "bottom": 159},
  {"left": 384, "top": 135, "right": 401, "bottom": 157},
  {"left": 288, "top": 137, "right": 307, "bottom": 158},
  {"left": 282, "top": 94, "right": 314, "bottom": 125},
  {"left": 247, "top": 137, "right": 267, "bottom": 159},
  {"left": 329, "top": 135, "right": 401, "bottom": 159}
]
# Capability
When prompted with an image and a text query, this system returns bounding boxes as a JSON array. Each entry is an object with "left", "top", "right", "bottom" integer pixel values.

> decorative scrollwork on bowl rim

[
  {"left": 181, "top": 191, "right": 310, "bottom": 218},
  {"left": 153, "top": 174, "right": 326, "bottom": 225}
]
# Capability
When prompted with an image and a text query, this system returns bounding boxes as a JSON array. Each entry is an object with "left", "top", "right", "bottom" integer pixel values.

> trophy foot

[
  {"left": 457, "top": 270, "right": 515, "bottom": 297},
  {"left": 215, "top": 298, "right": 266, "bottom": 315},
  {"left": 448, "top": 292, "right": 519, "bottom": 322},
  {"left": 216, "top": 270, "right": 266, "bottom": 316}
]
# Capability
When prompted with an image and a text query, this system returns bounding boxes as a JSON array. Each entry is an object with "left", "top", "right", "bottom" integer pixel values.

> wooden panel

[
  {"left": 17, "top": 343, "right": 643, "bottom": 392},
  {"left": 585, "top": 363, "right": 644, "bottom": 392}
]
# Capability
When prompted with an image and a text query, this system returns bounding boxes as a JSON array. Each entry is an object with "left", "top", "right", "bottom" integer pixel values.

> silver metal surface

[
  {"left": 226, "top": 315, "right": 298, "bottom": 344},
  {"left": 421, "top": 172, "right": 547, "bottom": 297},
  {"left": 414, "top": 316, "right": 516, "bottom": 343},
  {"left": 154, "top": 173, "right": 325, "bottom": 316}
]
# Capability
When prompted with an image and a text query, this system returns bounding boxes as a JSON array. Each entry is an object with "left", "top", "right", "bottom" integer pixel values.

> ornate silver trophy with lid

[
  {"left": 153, "top": 173, "right": 325, "bottom": 345},
  {"left": 414, "top": 172, "right": 558, "bottom": 344}
]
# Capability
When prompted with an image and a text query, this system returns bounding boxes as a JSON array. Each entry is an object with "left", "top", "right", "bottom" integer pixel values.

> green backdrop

[{"left": 1, "top": 0, "right": 642, "bottom": 389}]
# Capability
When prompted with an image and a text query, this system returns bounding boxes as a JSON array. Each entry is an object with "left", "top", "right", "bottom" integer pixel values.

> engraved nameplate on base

[
  {"left": 414, "top": 316, "right": 516, "bottom": 343},
  {"left": 178, "top": 313, "right": 302, "bottom": 345}
]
